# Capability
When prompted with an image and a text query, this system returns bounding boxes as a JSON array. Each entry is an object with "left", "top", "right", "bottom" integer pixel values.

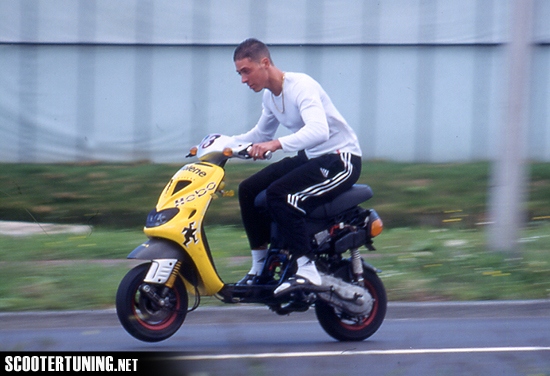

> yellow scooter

[{"left": 116, "top": 134, "right": 386, "bottom": 342}]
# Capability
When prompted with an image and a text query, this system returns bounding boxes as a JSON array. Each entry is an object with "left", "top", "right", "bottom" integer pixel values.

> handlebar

[
  {"left": 188, "top": 135, "right": 275, "bottom": 162},
  {"left": 244, "top": 146, "right": 272, "bottom": 160}
]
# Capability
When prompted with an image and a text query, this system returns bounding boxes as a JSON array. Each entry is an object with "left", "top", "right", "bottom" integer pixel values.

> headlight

[{"left": 146, "top": 208, "right": 179, "bottom": 227}]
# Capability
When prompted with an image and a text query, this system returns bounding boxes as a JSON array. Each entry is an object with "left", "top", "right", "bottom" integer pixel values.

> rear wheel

[
  {"left": 116, "top": 263, "right": 188, "bottom": 342},
  {"left": 315, "top": 265, "right": 386, "bottom": 341}
]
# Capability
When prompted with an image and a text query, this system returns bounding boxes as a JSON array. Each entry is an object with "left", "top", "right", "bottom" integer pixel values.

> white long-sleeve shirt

[{"left": 235, "top": 72, "right": 362, "bottom": 159}]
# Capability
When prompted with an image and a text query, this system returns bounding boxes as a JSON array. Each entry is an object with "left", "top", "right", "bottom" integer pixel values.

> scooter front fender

[
  {"left": 128, "top": 238, "right": 186, "bottom": 260},
  {"left": 128, "top": 238, "right": 224, "bottom": 296}
]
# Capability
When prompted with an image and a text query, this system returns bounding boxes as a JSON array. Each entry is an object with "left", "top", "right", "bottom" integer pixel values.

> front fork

[
  {"left": 143, "top": 259, "right": 182, "bottom": 287},
  {"left": 140, "top": 259, "right": 182, "bottom": 308}
]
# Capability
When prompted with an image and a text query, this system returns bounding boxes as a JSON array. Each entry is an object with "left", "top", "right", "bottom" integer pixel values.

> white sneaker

[
  {"left": 295, "top": 256, "right": 322, "bottom": 285},
  {"left": 273, "top": 256, "right": 321, "bottom": 296}
]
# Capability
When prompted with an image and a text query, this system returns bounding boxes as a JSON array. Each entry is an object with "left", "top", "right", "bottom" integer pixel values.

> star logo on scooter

[{"left": 182, "top": 221, "right": 199, "bottom": 246}]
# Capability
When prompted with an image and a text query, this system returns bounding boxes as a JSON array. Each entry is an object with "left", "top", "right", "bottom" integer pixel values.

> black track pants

[{"left": 238, "top": 151, "right": 361, "bottom": 256}]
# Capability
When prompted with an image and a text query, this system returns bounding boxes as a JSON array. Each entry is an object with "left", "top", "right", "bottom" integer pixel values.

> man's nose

[{"left": 241, "top": 75, "right": 248, "bottom": 84}]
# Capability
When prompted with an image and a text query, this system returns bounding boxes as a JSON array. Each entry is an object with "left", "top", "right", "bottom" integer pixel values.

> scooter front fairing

[{"left": 130, "top": 160, "right": 227, "bottom": 296}]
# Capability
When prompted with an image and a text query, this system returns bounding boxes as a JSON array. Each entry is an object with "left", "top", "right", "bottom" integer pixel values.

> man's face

[{"left": 235, "top": 57, "right": 268, "bottom": 92}]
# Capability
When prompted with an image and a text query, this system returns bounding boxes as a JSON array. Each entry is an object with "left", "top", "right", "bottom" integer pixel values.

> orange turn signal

[
  {"left": 223, "top": 148, "right": 233, "bottom": 157},
  {"left": 370, "top": 218, "right": 383, "bottom": 237},
  {"left": 189, "top": 146, "right": 198, "bottom": 156},
  {"left": 367, "top": 209, "right": 383, "bottom": 237}
]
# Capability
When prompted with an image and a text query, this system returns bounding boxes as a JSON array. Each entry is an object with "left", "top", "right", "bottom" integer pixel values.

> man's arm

[
  {"left": 248, "top": 139, "right": 282, "bottom": 160},
  {"left": 278, "top": 86, "right": 330, "bottom": 153}
]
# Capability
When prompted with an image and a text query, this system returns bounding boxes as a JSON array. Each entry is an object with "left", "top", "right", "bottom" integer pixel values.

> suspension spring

[
  {"left": 350, "top": 248, "right": 364, "bottom": 283},
  {"left": 165, "top": 260, "right": 182, "bottom": 289}
]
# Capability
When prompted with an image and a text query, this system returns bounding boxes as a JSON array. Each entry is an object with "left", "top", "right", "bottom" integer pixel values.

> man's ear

[{"left": 260, "top": 57, "right": 270, "bottom": 69}]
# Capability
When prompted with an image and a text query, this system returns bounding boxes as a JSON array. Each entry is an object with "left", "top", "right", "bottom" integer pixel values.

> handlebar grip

[{"left": 245, "top": 145, "right": 273, "bottom": 160}]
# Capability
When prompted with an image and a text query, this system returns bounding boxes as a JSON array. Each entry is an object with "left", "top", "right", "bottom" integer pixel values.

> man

[{"left": 233, "top": 38, "right": 362, "bottom": 296}]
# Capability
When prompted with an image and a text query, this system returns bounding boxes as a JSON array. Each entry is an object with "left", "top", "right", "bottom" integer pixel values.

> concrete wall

[{"left": 1, "top": 0, "right": 549, "bottom": 163}]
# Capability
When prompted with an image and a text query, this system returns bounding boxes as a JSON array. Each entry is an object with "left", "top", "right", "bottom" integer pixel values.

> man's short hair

[{"left": 233, "top": 38, "right": 273, "bottom": 64}]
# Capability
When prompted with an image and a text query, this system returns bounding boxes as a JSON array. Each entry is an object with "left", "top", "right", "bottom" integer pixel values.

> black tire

[
  {"left": 116, "top": 263, "right": 188, "bottom": 342},
  {"left": 315, "top": 266, "right": 386, "bottom": 341}
]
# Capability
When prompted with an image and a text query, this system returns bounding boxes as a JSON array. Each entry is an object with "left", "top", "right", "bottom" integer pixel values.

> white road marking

[{"left": 164, "top": 347, "right": 550, "bottom": 361}]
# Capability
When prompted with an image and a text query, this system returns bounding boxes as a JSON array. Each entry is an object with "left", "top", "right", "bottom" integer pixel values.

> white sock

[
  {"left": 296, "top": 256, "right": 321, "bottom": 285},
  {"left": 248, "top": 249, "right": 267, "bottom": 275}
]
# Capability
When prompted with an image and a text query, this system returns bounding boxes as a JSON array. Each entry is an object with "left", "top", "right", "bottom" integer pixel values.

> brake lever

[{"left": 238, "top": 148, "right": 252, "bottom": 159}]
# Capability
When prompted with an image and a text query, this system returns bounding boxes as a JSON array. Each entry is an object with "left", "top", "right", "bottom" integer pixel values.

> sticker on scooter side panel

[
  {"left": 182, "top": 221, "right": 199, "bottom": 246},
  {"left": 182, "top": 165, "right": 207, "bottom": 177},
  {"left": 144, "top": 259, "right": 179, "bottom": 284},
  {"left": 174, "top": 182, "right": 218, "bottom": 208}
]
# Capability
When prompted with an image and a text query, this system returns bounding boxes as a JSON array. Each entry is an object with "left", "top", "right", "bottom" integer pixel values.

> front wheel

[
  {"left": 116, "top": 263, "right": 188, "bottom": 342},
  {"left": 315, "top": 267, "right": 386, "bottom": 341}
]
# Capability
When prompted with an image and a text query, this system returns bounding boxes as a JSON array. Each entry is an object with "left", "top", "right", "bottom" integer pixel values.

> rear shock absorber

[{"left": 350, "top": 248, "right": 364, "bottom": 284}]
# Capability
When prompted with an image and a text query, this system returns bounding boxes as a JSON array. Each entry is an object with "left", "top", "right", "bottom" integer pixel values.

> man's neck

[{"left": 267, "top": 68, "right": 285, "bottom": 96}]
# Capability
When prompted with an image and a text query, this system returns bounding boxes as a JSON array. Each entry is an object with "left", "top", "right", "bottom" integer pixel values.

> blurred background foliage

[
  {"left": 1, "top": 161, "right": 549, "bottom": 311},
  {"left": 2, "top": 161, "right": 549, "bottom": 229}
]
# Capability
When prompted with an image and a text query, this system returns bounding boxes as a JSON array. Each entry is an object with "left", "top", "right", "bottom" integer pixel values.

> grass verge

[
  {"left": 0, "top": 224, "right": 549, "bottom": 311},
  {"left": 1, "top": 161, "right": 549, "bottom": 311}
]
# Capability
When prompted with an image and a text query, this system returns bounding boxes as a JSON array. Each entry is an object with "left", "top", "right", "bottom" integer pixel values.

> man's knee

[
  {"left": 238, "top": 176, "right": 256, "bottom": 199},
  {"left": 265, "top": 183, "right": 286, "bottom": 204}
]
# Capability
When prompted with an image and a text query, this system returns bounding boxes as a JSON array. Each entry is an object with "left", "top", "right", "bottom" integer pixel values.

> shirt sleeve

[{"left": 278, "top": 86, "right": 330, "bottom": 152}]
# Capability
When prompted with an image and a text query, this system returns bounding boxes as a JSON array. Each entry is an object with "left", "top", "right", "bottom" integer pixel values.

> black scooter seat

[{"left": 254, "top": 184, "right": 373, "bottom": 220}]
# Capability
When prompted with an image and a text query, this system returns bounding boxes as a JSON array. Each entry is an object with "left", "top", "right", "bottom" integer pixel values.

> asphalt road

[{"left": 1, "top": 301, "right": 550, "bottom": 376}]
